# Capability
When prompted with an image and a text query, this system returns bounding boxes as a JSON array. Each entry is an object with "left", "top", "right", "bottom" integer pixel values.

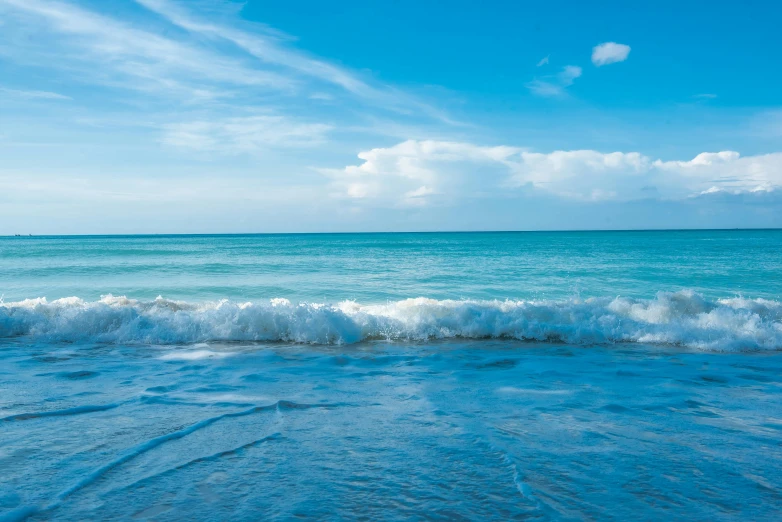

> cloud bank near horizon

[{"left": 326, "top": 140, "right": 782, "bottom": 207}]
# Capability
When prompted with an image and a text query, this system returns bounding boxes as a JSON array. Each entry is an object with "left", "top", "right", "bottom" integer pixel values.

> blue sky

[{"left": 1, "top": 0, "right": 781, "bottom": 233}]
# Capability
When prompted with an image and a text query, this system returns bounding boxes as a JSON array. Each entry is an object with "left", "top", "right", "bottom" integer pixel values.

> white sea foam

[
  {"left": 1, "top": 291, "right": 781, "bottom": 350},
  {"left": 158, "top": 349, "right": 231, "bottom": 361}
]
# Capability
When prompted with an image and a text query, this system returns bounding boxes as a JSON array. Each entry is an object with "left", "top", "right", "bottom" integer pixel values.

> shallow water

[{"left": 2, "top": 341, "right": 781, "bottom": 520}]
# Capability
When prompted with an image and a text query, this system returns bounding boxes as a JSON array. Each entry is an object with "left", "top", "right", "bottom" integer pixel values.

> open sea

[{"left": 2, "top": 230, "right": 782, "bottom": 520}]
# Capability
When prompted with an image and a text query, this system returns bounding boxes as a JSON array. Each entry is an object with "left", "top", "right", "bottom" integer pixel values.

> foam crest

[{"left": 1, "top": 291, "right": 780, "bottom": 350}]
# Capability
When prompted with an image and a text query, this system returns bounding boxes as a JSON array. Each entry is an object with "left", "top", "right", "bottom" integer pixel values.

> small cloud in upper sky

[
  {"left": 591, "top": 42, "right": 631, "bottom": 66},
  {"left": 527, "top": 65, "right": 582, "bottom": 97},
  {"left": 526, "top": 80, "right": 565, "bottom": 97},
  {"left": 559, "top": 66, "right": 582, "bottom": 85},
  {"left": 536, "top": 55, "right": 550, "bottom": 67},
  {"left": 694, "top": 93, "right": 718, "bottom": 100}
]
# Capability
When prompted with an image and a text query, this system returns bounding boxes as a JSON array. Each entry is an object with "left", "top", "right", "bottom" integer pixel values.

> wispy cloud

[
  {"left": 591, "top": 42, "right": 631, "bottom": 66},
  {"left": 0, "top": 0, "right": 291, "bottom": 100},
  {"left": 162, "top": 114, "right": 333, "bottom": 153},
  {"left": 135, "top": 0, "right": 374, "bottom": 96},
  {"left": 526, "top": 80, "right": 565, "bottom": 97},
  {"left": 0, "top": 86, "right": 71, "bottom": 100},
  {"left": 560, "top": 66, "right": 582, "bottom": 85},
  {"left": 536, "top": 55, "right": 549, "bottom": 67},
  {"left": 133, "top": 0, "right": 454, "bottom": 121},
  {"left": 527, "top": 65, "right": 582, "bottom": 97},
  {"left": 0, "top": 0, "right": 454, "bottom": 128}
]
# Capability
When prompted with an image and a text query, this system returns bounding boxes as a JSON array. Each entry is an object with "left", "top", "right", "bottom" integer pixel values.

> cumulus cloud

[
  {"left": 328, "top": 140, "right": 782, "bottom": 206},
  {"left": 654, "top": 152, "right": 782, "bottom": 193},
  {"left": 511, "top": 150, "right": 650, "bottom": 200},
  {"left": 323, "top": 140, "right": 521, "bottom": 206},
  {"left": 591, "top": 42, "right": 631, "bottom": 66}
]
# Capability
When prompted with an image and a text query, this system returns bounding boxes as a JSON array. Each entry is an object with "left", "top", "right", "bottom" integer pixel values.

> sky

[{"left": 1, "top": 0, "right": 781, "bottom": 234}]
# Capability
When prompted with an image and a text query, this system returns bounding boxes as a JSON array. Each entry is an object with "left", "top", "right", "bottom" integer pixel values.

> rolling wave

[{"left": 1, "top": 291, "right": 780, "bottom": 350}]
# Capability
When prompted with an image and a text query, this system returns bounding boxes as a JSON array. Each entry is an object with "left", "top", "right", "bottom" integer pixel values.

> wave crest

[{"left": 1, "top": 291, "right": 781, "bottom": 350}]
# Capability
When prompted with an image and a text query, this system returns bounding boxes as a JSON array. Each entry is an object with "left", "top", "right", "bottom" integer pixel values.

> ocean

[{"left": 1, "top": 231, "right": 781, "bottom": 520}]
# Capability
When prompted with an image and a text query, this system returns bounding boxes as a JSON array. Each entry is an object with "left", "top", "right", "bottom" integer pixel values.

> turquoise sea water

[
  {"left": 2, "top": 230, "right": 782, "bottom": 303},
  {"left": 2, "top": 231, "right": 782, "bottom": 520}
]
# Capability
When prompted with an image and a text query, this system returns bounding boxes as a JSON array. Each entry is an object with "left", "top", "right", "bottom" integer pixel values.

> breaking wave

[{"left": 1, "top": 291, "right": 781, "bottom": 351}]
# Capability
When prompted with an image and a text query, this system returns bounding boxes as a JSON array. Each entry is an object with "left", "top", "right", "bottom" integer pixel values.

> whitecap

[{"left": 0, "top": 290, "right": 780, "bottom": 351}]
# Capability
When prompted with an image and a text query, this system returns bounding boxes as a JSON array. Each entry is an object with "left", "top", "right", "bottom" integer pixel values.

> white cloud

[
  {"left": 0, "top": 0, "right": 290, "bottom": 100},
  {"left": 526, "top": 65, "right": 582, "bottom": 97},
  {"left": 0, "top": 87, "right": 71, "bottom": 100},
  {"left": 324, "top": 140, "right": 521, "bottom": 206},
  {"left": 0, "top": 0, "right": 453, "bottom": 125},
  {"left": 512, "top": 150, "right": 649, "bottom": 200},
  {"left": 309, "top": 92, "right": 335, "bottom": 101},
  {"left": 162, "top": 115, "right": 332, "bottom": 153},
  {"left": 560, "top": 66, "right": 582, "bottom": 86},
  {"left": 654, "top": 152, "right": 782, "bottom": 192},
  {"left": 328, "top": 140, "right": 782, "bottom": 205},
  {"left": 526, "top": 80, "right": 565, "bottom": 97},
  {"left": 655, "top": 151, "right": 740, "bottom": 169},
  {"left": 135, "top": 0, "right": 371, "bottom": 94},
  {"left": 133, "top": 0, "right": 450, "bottom": 120},
  {"left": 591, "top": 42, "right": 631, "bottom": 66},
  {"left": 536, "top": 55, "right": 549, "bottom": 67}
]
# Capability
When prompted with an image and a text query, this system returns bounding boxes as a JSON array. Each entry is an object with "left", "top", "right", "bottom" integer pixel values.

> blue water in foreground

[{"left": 1, "top": 231, "right": 782, "bottom": 520}]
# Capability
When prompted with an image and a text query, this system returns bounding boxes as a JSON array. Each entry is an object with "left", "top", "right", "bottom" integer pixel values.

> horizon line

[{"left": 2, "top": 227, "right": 781, "bottom": 238}]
